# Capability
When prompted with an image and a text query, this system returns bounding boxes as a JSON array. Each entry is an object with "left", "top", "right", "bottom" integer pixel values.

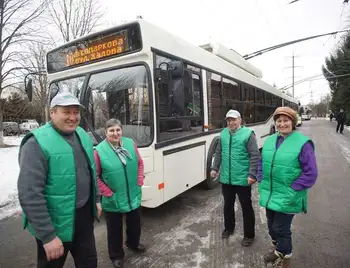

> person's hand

[
  {"left": 248, "top": 177, "right": 257, "bottom": 185},
  {"left": 43, "top": 237, "right": 64, "bottom": 261},
  {"left": 96, "top": 202, "right": 102, "bottom": 218},
  {"left": 210, "top": 170, "right": 218, "bottom": 178}
]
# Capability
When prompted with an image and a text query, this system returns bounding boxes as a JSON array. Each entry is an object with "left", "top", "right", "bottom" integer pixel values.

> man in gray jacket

[
  {"left": 17, "top": 91, "right": 102, "bottom": 268},
  {"left": 211, "top": 109, "right": 259, "bottom": 246}
]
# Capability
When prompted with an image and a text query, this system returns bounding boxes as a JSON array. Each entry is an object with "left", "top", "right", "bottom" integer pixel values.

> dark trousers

[
  {"left": 336, "top": 122, "right": 344, "bottom": 133},
  {"left": 36, "top": 201, "right": 97, "bottom": 268},
  {"left": 222, "top": 184, "right": 255, "bottom": 238},
  {"left": 105, "top": 207, "right": 141, "bottom": 261},
  {"left": 266, "top": 208, "right": 294, "bottom": 255}
]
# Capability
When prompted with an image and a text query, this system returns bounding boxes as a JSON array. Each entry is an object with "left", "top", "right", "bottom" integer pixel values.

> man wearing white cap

[
  {"left": 211, "top": 109, "right": 259, "bottom": 246},
  {"left": 18, "top": 91, "right": 101, "bottom": 268}
]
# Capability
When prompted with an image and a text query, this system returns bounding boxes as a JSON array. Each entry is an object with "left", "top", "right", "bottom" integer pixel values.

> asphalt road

[{"left": 0, "top": 119, "right": 349, "bottom": 268}]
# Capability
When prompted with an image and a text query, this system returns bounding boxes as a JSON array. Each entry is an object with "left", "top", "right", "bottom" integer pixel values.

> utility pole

[
  {"left": 310, "top": 81, "right": 314, "bottom": 104},
  {"left": 284, "top": 51, "right": 303, "bottom": 97}
]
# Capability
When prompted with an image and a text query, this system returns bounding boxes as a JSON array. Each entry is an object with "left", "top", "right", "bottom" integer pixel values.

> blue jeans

[{"left": 266, "top": 208, "right": 295, "bottom": 255}]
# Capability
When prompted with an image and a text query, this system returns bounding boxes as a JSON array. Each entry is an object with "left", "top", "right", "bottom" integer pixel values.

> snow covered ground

[{"left": 0, "top": 136, "right": 23, "bottom": 220}]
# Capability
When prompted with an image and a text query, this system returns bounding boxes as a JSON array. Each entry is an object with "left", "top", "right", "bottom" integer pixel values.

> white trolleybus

[{"left": 32, "top": 19, "right": 299, "bottom": 209}]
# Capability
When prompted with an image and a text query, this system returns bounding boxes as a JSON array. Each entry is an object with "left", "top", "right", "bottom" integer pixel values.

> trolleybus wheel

[{"left": 204, "top": 136, "right": 220, "bottom": 190}]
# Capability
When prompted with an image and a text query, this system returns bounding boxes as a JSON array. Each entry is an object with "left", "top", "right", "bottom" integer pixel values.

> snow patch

[
  {"left": 231, "top": 264, "right": 244, "bottom": 268},
  {"left": 0, "top": 145, "right": 21, "bottom": 220},
  {"left": 4, "top": 136, "right": 23, "bottom": 146},
  {"left": 132, "top": 196, "right": 221, "bottom": 267},
  {"left": 331, "top": 132, "right": 350, "bottom": 164}
]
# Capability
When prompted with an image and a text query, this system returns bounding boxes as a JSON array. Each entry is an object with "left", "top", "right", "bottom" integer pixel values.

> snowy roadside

[
  {"left": 0, "top": 136, "right": 23, "bottom": 220},
  {"left": 3, "top": 135, "right": 23, "bottom": 146}
]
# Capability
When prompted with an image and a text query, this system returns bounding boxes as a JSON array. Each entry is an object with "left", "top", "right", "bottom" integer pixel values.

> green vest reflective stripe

[
  {"left": 258, "top": 131, "right": 313, "bottom": 213},
  {"left": 220, "top": 126, "right": 252, "bottom": 186},
  {"left": 20, "top": 123, "right": 97, "bottom": 242},
  {"left": 95, "top": 137, "right": 141, "bottom": 213}
]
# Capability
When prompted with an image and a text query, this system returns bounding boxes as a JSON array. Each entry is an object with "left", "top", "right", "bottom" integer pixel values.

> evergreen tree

[
  {"left": 323, "top": 34, "right": 350, "bottom": 125},
  {"left": 3, "top": 92, "right": 28, "bottom": 122}
]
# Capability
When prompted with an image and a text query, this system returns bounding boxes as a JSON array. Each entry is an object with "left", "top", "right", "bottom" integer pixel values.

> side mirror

[{"left": 25, "top": 78, "right": 33, "bottom": 102}]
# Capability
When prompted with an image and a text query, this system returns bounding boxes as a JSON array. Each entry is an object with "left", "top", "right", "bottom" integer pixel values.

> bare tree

[
  {"left": 19, "top": 43, "right": 50, "bottom": 123},
  {"left": 0, "top": 0, "right": 49, "bottom": 146},
  {"left": 48, "top": 0, "right": 104, "bottom": 43}
]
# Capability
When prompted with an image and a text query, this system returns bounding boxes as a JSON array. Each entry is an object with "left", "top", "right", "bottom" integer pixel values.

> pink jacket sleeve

[
  {"left": 94, "top": 150, "right": 114, "bottom": 197},
  {"left": 134, "top": 142, "right": 144, "bottom": 186}
]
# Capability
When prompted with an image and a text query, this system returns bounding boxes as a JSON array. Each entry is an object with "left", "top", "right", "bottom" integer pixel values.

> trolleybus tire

[{"left": 203, "top": 136, "right": 220, "bottom": 190}]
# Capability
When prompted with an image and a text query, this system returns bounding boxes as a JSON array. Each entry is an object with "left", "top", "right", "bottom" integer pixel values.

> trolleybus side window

[
  {"left": 222, "top": 77, "right": 241, "bottom": 102},
  {"left": 207, "top": 72, "right": 223, "bottom": 130},
  {"left": 256, "top": 88, "right": 265, "bottom": 105},
  {"left": 222, "top": 77, "right": 244, "bottom": 124},
  {"left": 243, "top": 85, "right": 256, "bottom": 124},
  {"left": 155, "top": 54, "right": 204, "bottom": 142},
  {"left": 255, "top": 88, "right": 268, "bottom": 123}
]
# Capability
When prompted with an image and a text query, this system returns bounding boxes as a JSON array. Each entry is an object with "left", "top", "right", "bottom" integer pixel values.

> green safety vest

[
  {"left": 20, "top": 123, "right": 97, "bottom": 242},
  {"left": 258, "top": 131, "right": 313, "bottom": 213},
  {"left": 95, "top": 137, "right": 141, "bottom": 213},
  {"left": 220, "top": 126, "right": 252, "bottom": 186}
]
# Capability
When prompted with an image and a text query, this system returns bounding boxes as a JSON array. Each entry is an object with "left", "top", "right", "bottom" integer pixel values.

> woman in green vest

[
  {"left": 258, "top": 107, "right": 318, "bottom": 268},
  {"left": 94, "top": 119, "right": 145, "bottom": 268}
]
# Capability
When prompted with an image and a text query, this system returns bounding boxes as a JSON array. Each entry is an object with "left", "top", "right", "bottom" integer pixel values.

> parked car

[
  {"left": 3, "top": 122, "right": 20, "bottom": 136},
  {"left": 19, "top": 119, "right": 39, "bottom": 134}
]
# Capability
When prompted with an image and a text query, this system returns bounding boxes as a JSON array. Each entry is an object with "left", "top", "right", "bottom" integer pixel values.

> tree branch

[
  {"left": 3, "top": 0, "right": 30, "bottom": 27},
  {"left": 48, "top": 0, "right": 105, "bottom": 43},
  {"left": 1, "top": 0, "right": 48, "bottom": 54}
]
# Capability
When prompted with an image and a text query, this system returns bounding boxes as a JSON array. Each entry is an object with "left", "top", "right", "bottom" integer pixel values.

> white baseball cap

[
  {"left": 50, "top": 91, "right": 84, "bottom": 109},
  {"left": 225, "top": 109, "right": 241, "bottom": 119}
]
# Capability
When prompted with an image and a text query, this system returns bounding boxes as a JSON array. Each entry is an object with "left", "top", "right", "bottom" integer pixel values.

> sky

[{"left": 95, "top": 0, "right": 348, "bottom": 105}]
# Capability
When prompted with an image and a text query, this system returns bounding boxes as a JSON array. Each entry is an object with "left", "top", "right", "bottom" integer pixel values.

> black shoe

[
  {"left": 126, "top": 243, "right": 146, "bottom": 253},
  {"left": 221, "top": 230, "right": 233, "bottom": 239},
  {"left": 241, "top": 237, "right": 254, "bottom": 246},
  {"left": 112, "top": 259, "right": 124, "bottom": 268}
]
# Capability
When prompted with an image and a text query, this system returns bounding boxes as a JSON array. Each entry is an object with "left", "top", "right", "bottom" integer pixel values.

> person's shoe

[
  {"left": 126, "top": 243, "right": 146, "bottom": 253},
  {"left": 263, "top": 250, "right": 280, "bottom": 263},
  {"left": 221, "top": 230, "right": 233, "bottom": 239},
  {"left": 112, "top": 259, "right": 124, "bottom": 268},
  {"left": 273, "top": 256, "right": 291, "bottom": 268},
  {"left": 240, "top": 237, "right": 254, "bottom": 246}
]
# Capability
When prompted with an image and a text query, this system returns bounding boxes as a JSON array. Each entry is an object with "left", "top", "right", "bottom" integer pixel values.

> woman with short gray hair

[{"left": 94, "top": 119, "right": 145, "bottom": 268}]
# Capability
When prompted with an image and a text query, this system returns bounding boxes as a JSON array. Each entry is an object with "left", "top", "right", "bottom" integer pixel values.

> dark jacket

[{"left": 336, "top": 112, "right": 346, "bottom": 124}]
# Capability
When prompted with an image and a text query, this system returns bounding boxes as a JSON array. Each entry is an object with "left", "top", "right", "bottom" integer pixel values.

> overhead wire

[{"left": 323, "top": 4, "right": 345, "bottom": 46}]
